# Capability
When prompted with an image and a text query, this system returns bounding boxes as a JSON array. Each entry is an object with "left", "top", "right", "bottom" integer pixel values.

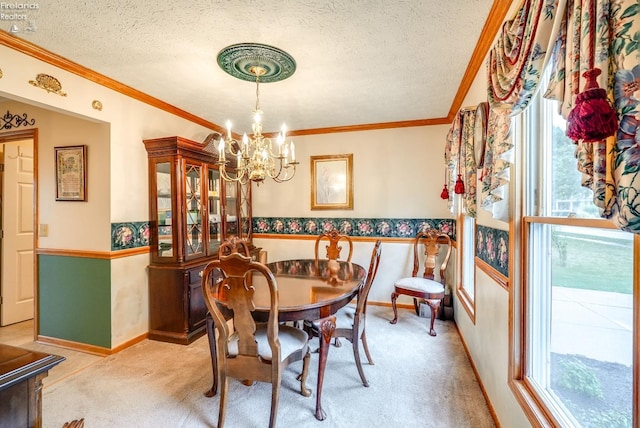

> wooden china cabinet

[{"left": 144, "top": 136, "right": 255, "bottom": 344}]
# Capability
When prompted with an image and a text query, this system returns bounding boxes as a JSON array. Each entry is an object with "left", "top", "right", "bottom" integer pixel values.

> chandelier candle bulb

[
  {"left": 219, "top": 138, "right": 225, "bottom": 161},
  {"left": 290, "top": 142, "right": 295, "bottom": 161},
  {"left": 242, "top": 134, "right": 249, "bottom": 154},
  {"left": 225, "top": 120, "right": 232, "bottom": 139},
  {"left": 277, "top": 134, "right": 283, "bottom": 156}
]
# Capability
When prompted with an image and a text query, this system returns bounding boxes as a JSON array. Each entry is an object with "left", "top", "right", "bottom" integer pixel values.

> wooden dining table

[{"left": 204, "top": 258, "right": 367, "bottom": 421}]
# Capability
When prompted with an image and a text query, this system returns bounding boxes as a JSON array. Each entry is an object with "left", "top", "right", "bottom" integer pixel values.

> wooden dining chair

[
  {"left": 201, "top": 245, "right": 311, "bottom": 428},
  {"left": 204, "top": 236, "right": 252, "bottom": 397},
  {"left": 390, "top": 229, "right": 451, "bottom": 336},
  {"left": 314, "top": 229, "right": 354, "bottom": 263},
  {"left": 305, "top": 240, "right": 382, "bottom": 387},
  {"left": 217, "top": 235, "right": 251, "bottom": 257}
]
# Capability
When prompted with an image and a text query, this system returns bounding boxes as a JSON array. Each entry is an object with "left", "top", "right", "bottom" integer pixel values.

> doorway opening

[{"left": 0, "top": 128, "right": 37, "bottom": 339}]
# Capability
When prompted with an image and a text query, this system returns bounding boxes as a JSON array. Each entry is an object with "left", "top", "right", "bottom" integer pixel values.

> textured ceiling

[{"left": 3, "top": 0, "right": 497, "bottom": 135}]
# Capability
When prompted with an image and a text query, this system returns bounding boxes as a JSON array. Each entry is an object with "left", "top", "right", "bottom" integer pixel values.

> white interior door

[{"left": 1, "top": 140, "right": 34, "bottom": 326}]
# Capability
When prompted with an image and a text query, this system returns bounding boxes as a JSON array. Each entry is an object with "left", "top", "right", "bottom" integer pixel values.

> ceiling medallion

[
  {"left": 216, "top": 43, "right": 296, "bottom": 83},
  {"left": 92, "top": 100, "right": 103, "bottom": 111},
  {"left": 28, "top": 73, "right": 67, "bottom": 97}
]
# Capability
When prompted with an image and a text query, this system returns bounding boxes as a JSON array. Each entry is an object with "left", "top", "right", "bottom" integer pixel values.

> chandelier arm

[
  {"left": 271, "top": 163, "right": 297, "bottom": 183},
  {"left": 238, "top": 174, "right": 249, "bottom": 186},
  {"left": 218, "top": 161, "right": 245, "bottom": 183},
  {"left": 266, "top": 157, "right": 297, "bottom": 181},
  {"left": 224, "top": 138, "right": 243, "bottom": 157},
  {"left": 263, "top": 154, "right": 283, "bottom": 179}
]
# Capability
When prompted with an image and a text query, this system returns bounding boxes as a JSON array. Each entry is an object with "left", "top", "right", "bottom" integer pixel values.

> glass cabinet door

[
  {"left": 185, "top": 162, "right": 204, "bottom": 259},
  {"left": 155, "top": 162, "right": 174, "bottom": 258},
  {"left": 207, "top": 167, "right": 221, "bottom": 254},
  {"left": 225, "top": 179, "right": 239, "bottom": 238}
]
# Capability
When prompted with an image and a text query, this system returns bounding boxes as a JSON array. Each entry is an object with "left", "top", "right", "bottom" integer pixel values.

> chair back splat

[
  {"left": 414, "top": 230, "right": 452, "bottom": 281},
  {"left": 202, "top": 238, "right": 311, "bottom": 428},
  {"left": 314, "top": 230, "right": 354, "bottom": 263},
  {"left": 218, "top": 235, "right": 251, "bottom": 257},
  {"left": 391, "top": 229, "right": 451, "bottom": 336}
]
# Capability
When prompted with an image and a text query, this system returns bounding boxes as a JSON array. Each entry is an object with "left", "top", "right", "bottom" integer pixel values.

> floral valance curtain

[
  {"left": 483, "top": 0, "right": 564, "bottom": 221},
  {"left": 545, "top": 0, "right": 640, "bottom": 233},
  {"left": 445, "top": 108, "right": 478, "bottom": 217}
]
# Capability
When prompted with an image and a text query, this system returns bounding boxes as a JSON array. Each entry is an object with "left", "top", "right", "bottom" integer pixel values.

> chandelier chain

[{"left": 255, "top": 76, "right": 260, "bottom": 112}]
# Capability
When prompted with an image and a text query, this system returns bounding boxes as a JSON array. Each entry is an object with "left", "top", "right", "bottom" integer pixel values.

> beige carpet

[{"left": 41, "top": 306, "right": 496, "bottom": 428}]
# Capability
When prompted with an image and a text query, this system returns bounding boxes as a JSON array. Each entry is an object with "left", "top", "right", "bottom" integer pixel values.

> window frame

[{"left": 509, "top": 82, "right": 640, "bottom": 427}]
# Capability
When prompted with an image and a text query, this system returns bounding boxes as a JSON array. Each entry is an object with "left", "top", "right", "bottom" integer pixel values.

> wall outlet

[{"left": 39, "top": 224, "right": 49, "bottom": 237}]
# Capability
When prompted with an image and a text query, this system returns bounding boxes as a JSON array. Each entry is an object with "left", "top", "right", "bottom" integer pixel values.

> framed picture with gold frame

[
  {"left": 310, "top": 153, "right": 353, "bottom": 210},
  {"left": 55, "top": 145, "right": 87, "bottom": 201}
]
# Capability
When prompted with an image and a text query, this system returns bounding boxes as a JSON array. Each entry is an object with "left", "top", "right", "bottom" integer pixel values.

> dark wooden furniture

[
  {"left": 314, "top": 230, "right": 353, "bottom": 264},
  {"left": 204, "top": 258, "right": 367, "bottom": 421},
  {"left": 306, "top": 239, "right": 382, "bottom": 387},
  {"left": 391, "top": 229, "right": 452, "bottom": 336},
  {"left": 144, "top": 136, "right": 256, "bottom": 344},
  {"left": 0, "top": 344, "right": 65, "bottom": 428},
  {"left": 202, "top": 245, "right": 311, "bottom": 428}
]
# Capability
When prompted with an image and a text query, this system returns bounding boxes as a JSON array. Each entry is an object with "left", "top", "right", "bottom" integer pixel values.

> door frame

[{"left": 0, "top": 128, "right": 38, "bottom": 338}]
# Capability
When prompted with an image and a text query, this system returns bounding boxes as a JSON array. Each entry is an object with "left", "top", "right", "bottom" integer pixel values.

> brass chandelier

[{"left": 215, "top": 43, "right": 299, "bottom": 185}]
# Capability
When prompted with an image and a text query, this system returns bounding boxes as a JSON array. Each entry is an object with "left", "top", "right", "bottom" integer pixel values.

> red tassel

[
  {"left": 440, "top": 184, "right": 449, "bottom": 200},
  {"left": 454, "top": 174, "right": 465, "bottom": 194},
  {"left": 566, "top": 68, "right": 618, "bottom": 143}
]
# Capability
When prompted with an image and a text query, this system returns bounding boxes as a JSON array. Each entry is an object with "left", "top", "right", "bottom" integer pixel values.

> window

[
  {"left": 516, "top": 77, "right": 635, "bottom": 427},
  {"left": 457, "top": 212, "right": 476, "bottom": 320}
]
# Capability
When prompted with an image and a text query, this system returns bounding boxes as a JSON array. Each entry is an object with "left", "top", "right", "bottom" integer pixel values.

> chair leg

[
  {"left": 204, "top": 315, "right": 218, "bottom": 397},
  {"left": 299, "top": 350, "right": 312, "bottom": 397},
  {"left": 413, "top": 298, "right": 420, "bottom": 316},
  {"left": 269, "top": 376, "right": 281, "bottom": 428},
  {"left": 426, "top": 299, "right": 441, "bottom": 337},
  {"left": 218, "top": 374, "right": 228, "bottom": 428},
  {"left": 390, "top": 291, "right": 399, "bottom": 324},
  {"left": 360, "top": 329, "right": 374, "bottom": 365},
  {"left": 352, "top": 335, "right": 369, "bottom": 387}
]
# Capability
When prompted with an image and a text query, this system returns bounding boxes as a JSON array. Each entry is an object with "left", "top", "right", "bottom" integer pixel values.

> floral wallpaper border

[
  {"left": 253, "top": 217, "right": 456, "bottom": 240},
  {"left": 110, "top": 217, "right": 457, "bottom": 250},
  {"left": 111, "top": 221, "right": 150, "bottom": 250},
  {"left": 476, "top": 225, "right": 508, "bottom": 277}
]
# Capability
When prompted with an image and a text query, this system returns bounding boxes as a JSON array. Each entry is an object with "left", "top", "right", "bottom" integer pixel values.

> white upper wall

[
  {"left": 0, "top": 43, "right": 212, "bottom": 250},
  {"left": 252, "top": 125, "right": 453, "bottom": 219}
]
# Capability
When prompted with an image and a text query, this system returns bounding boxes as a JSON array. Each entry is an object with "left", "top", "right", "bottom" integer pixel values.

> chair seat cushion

[
  {"left": 395, "top": 277, "right": 445, "bottom": 294},
  {"left": 228, "top": 323, "right": 308, "bottom": 362}
]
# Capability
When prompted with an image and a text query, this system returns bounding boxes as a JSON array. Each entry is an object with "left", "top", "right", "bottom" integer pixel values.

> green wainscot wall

[{"left": 38, "top": 255, "right": 111, "bottom": 348}]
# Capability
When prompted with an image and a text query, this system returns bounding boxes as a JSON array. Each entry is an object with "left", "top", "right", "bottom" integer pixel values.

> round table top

[{"left": 251, "top": 259, "right": 367, "bottom": 321}]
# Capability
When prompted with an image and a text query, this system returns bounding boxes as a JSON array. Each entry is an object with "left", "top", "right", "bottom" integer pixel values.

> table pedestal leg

[{"left": 315, "top": 315, "right": 336, "bottom": 421}]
